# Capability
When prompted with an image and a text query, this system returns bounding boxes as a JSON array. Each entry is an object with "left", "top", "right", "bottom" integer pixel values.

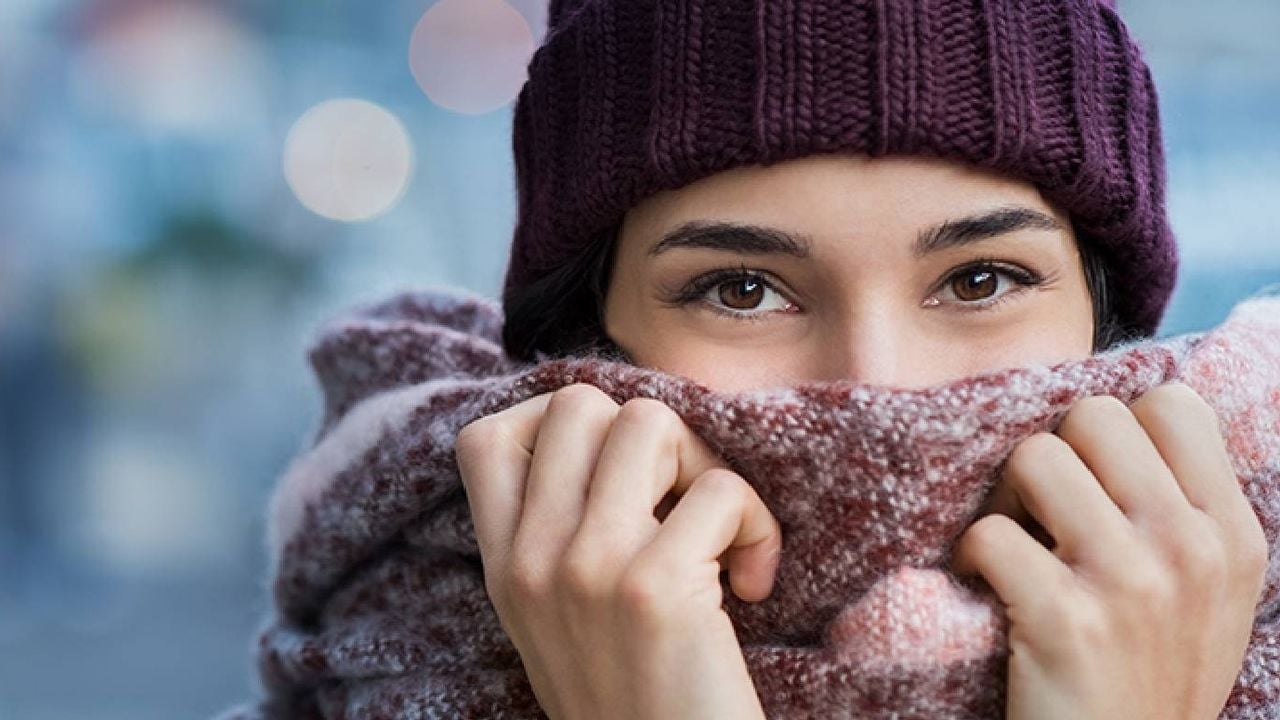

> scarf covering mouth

[{"left": 224, "top": 288, "right": 1280, "bottom": 720}]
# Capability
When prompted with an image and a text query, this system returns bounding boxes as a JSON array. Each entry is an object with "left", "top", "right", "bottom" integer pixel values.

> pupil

[
  {"left": 720, "top": 278, "right": 764, "bottom": 309},
  {"left": 955, "top": 271, "right": 997, "bottom": 301}
]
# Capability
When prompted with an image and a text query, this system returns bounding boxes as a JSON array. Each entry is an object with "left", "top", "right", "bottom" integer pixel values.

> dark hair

[
  {"left": 502, "top": 226, "right": 1134, "bottom": 363},
  {"left": 502, "top": 226, "right": 623, "bottom": 363}
]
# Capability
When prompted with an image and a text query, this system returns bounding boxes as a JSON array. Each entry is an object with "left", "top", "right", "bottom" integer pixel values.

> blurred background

[{"left": 0, "top": 1, "right": 1276, "bottom": 718}]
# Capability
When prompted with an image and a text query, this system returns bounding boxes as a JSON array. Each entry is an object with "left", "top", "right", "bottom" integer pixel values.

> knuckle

[
  {"left": 616, "top": 563, "right": 671, "bottom": 619},
  {"left": 1116, "top": 563, "right": 1176, "bottom": 607},
  {"left": 967, "top": 513, "right": 1012, "bottom": 545},
  {"left": 545, "top": 379, "right": 619, "bottom": 422},
  {"left": 1007, "top": 432, "right": 1070, "bottom": 470},
  {"left": 616, "top": 397, "right": 681, "bottom": 434},
  {"left": 693, "top": 468, "right": 747, "bottom": 503},
  {"left": 455, "top": 415, "right": 498, "bottom": 456},
  {"left": 1151, "top": 381, "right": 1207, "bottom": 406},
  {"left": 1165, "top": 525, "right": 1229, "bottom": 586},
  {"left": 549, "top": 383, "right": 613, "bottom": 413},
  {"left": 1060, "top": 394, "right": 1129, "bottom": 434},
  {"left": 959, "top": 513, "right": 1018, "bottom": 561},
  {"left": 557, "top": 547, "right": 610, "bottom": 601},
  {"left": 506, "top": 554, "right": 553, "bottom": 600},
  {"left": 1050, "top": 602, "right": 1111, "bottom": 654},
  {"left": 1148, "top": 382, "right": 1219, "bottom": 424},
  {"left": 1078, "top": 394, "right": 1130, "bottom": 415}
]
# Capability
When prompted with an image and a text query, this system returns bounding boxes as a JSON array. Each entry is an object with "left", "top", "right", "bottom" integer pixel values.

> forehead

[{"left": 619, "top": 154, "right": 1066, "bottom": 250}]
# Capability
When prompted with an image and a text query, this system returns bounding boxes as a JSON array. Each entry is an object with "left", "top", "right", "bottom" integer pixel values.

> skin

[
  {"left": 456, "top": 155, "right": 1269, "bottom": 720},
  {"left": 604, "top": 154, "right": 1094, "bottom": 390}
]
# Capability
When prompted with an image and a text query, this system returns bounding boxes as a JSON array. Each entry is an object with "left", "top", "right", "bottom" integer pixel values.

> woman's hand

[
  {"left": 951, "top": 382, "right": 1269, "bottom": 720},
  {"left": 454, "top": 383, "right": 782, "bottom": 720}
]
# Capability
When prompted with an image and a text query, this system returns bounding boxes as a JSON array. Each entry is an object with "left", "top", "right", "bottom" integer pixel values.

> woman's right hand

[{"left": 454, "top": 383, "right": 782, "bottom": 720}]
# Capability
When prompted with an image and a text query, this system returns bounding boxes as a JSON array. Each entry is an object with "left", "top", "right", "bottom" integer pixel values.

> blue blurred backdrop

[{"left": 0, "top": 1, "right": 1276, "bottom": 718}]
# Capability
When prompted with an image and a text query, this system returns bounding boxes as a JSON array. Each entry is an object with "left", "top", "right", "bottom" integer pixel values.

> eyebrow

[
  {"left": 913, "top": 206, "right": 1064, "bottom": 257},
  {"left": 648, "top": 220, "right": 812, "bottom": 258},
  {"left": 647, "top": 206, "right": 1064, "bottom": 259}
]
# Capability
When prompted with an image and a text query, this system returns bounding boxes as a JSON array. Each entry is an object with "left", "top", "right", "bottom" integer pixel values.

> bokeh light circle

[
  {"left": 409, "top": 0, "right": 536, "bottom": 115},
  {"left": 283, "top": 98, "right": 415, "bottom": 222}
]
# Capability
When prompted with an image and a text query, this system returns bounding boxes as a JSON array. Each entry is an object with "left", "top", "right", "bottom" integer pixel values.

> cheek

[
  {"left": 967, "top": 333, "right": 1090, "bottom": 375},
  {"left": 943, "top": 305, "right": 1095, "bottom": 379},
  {"left": 627, "top": 340, "right": 810, "bottom": 393}
]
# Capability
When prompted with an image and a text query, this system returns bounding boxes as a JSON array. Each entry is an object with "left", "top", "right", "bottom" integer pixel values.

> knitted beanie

[{"left": 503, "top": 0, "right": 1178, "bottom": 339}]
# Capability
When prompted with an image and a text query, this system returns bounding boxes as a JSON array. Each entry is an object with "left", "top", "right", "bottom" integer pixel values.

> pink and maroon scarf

[{"left": 224, "top": 288, "right": 1280, "bottom": 719}]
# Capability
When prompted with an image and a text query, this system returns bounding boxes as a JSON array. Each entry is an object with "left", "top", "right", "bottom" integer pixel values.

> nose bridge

[{"left": 826, "top": 301, "right": 913, "bottom": 388}]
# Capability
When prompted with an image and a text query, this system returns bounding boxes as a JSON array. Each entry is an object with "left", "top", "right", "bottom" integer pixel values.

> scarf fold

[{"left": 226, "top": 288, "right": 1280, "bottom": 720}]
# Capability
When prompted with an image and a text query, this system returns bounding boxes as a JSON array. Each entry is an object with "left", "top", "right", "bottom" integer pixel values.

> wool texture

[
  {"left": 224, "top": 288, "right": 1280, "bottom": 719},
  {"left": 506, "top": 0, "right": 1177, "bottom": 337}
]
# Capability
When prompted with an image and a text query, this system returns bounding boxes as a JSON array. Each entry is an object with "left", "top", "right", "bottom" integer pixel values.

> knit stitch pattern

[
  {"left": 506, "top": 0, "right": 1177, "bottom": 337},
  {"left": 225, "top": 288, "right": 1280, "bottom": 719}
]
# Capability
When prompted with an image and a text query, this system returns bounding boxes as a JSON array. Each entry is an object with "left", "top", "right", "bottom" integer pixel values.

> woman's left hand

[{"left": 950, "top": 382, "right": 1269, "bottom": 720}]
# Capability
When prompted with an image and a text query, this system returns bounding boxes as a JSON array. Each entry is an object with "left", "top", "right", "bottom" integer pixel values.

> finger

[
  {"left": 577, "top": 398, "right": 726, "bottom": 549},
  {"left": 454, "top": 393, "right": 552, "bottom": 561},
  {"left": 1054, "top": 394, "right": 1189, "bottom": 521},
  {"left": 979, "top": 474, "right": 1051, "bottom": 549},
  {"left": 513, "top": 385, "right": 619, "bottom": 555},
  {"left": 467, "top": 391, "right": 555, "bottom": 455},
  {"left": 990, "top": 432, "right": 1131, "bottom": 564},
  {"left": 640, "top": 468, "right": 782, "bottom": 603},
  {"left": 1127, "top": 382, "right": 1248, "bottom": 522},
  {"left": 951, "top": 512, "right": 1077, "bottom": 617}
]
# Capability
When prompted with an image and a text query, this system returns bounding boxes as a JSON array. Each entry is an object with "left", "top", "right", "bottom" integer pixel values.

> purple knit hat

[{"left": 503, "top": 0, "right": 1178, "bottom": 338}]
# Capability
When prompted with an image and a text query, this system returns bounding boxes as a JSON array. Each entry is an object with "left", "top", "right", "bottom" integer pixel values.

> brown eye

[
  {"left": 950, "top": 270, "right": 998, "bottom": 302},
  {"left": 685, "top": 269, "right": 796, "bottom": 318},
  {"left": 717, "top": 277, "right": 766, "bottom": 310}
]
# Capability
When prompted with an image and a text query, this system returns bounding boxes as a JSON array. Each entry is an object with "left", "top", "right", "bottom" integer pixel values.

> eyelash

[
  {"left": 666, "top": 259, "right": 1048, "bottom": 321},
  {"left": 935, "top": 257, "right": 1048, "bottom": 314},
  {"left": 665, "top": 265, "right": 791, "bottom": 323}
]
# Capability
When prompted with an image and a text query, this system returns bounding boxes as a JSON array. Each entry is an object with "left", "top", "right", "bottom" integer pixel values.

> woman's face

[{"left": 602, "top": 154, "right": 1095, "bottom": 393}]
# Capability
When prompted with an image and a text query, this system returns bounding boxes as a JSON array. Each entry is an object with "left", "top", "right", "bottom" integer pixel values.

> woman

[{"left": 453, "top": 0, "right": 1269, "bottom": 718}]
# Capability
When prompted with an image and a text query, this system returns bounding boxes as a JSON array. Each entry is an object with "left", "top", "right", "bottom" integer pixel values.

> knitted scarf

[{"left": 225, "top": 288, "right": 1280, "bottom": 720}]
